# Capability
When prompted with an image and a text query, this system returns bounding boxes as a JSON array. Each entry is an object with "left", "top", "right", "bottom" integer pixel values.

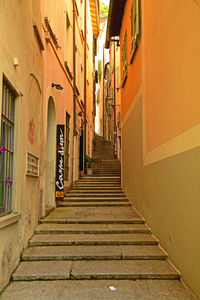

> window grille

[
  {"left": 0, "top": 80, "right": 15, "bottom": 215},
  {"left": 64, "top": 112, "right": 70, "bottom": 180}
]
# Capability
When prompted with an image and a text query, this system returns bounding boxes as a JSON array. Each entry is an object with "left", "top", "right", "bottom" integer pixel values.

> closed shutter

[
  {"left": 122, "top": 31, "right": 127, "bottom": 87},
  {"left": 130, "top": 0, "right": 140, "bottom": 62}
]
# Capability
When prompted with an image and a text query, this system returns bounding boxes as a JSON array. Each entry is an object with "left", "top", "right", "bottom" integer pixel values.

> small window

[
  {"left": 0, "top": 79, "right": 16, "bottom": 215},
  {"left": 130, "top": 0, "right": 140, "bottom": 63},
  {"left": 116, "top": 66, "right": 120, "bottom": 89},
  {"left": 122, "top": 30, "right": 128, "bottom": 87}
]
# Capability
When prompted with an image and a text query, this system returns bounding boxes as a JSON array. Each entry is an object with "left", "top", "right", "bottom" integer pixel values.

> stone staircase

[{"left": 2, "top": 163, "right": 196, "bottom": 298}]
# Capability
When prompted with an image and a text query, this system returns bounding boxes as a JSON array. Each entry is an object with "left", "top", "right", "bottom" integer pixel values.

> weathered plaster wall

[{"left": 0, "top": 0, "right": 43, "bottom": 291}]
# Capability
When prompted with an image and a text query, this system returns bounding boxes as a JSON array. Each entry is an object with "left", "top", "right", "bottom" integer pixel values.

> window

[
  {"left": 64, "top": 112, "right": 70, "bottom": 181},
  {"left": 116, "top": 66, "right": 120, "bottom": 89},
  {"left": 130, "top": 0, "right": 140, "bottom": 62},
  {"left": 0, "top": 79, "right": 16, "bottom": 215},
  {"left": 122, "top": 30, "right": 128, "bottom": 87}
]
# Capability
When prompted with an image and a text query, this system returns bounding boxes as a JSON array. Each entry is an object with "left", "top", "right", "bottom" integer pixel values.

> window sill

[{"left": 0, "top": 213, "right": 21, "bottom": 230}]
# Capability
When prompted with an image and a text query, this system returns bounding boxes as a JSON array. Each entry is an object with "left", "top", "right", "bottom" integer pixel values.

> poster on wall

[{"left": 56, "top": 124, "right": 65, "bottom": 202}]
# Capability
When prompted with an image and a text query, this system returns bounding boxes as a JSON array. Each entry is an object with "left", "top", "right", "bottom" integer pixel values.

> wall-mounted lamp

[
  {"left": 77, "top": 111, "right": 82, "bottom": 117},
  {"left": 51, "top": 83, "right": 63, "bottom": 90}
]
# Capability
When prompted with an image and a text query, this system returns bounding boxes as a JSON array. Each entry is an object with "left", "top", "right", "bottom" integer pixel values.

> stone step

[
  {"left": 35, "top": 223, "right": 150, "bottom": 234},
  {"left": 57, "top": 202, "right": 131, "bottom": 207},
  {"left": 75, "top": 185, "right": 121, "bottom": 188},
  {"left": 80, "top": 176, "right": 121, "bottom": 179},
  {"left": 64, "top": 193, "right": 126, "bottom": 198},
  {"left": 41, "top": 219, "right": 145, "bottom": 224},
  {"left": 70, "top": 260, "right": 180, "bottom": 280},
  {"left": 41, "top": 207, "right": 145, "bottom": 225},
  {"left": 12, "top": 260, "right": 180, "bottom": 281},
  {"left": 62, "top": 198, "right": 129, "bottom": 202},
  {"left": 22, "top": 245, "right": 167, "bottom": 261},
  {"left": 76, "top": 181, "right": 121, "bottom": 184},
  {"left": 2, "top": 280, "right": 195, "bottom": 300},
  {"left": 68, "top": 189, "right": 123, "bottom": 193},
  {"left": 29, "top": 233, "right": 157, "bottom": 246},
  {"left": 76, "top": 183, "right": 121, "bottom": 189},
  {"left": 81, "top": 175, "right": 120, "bottom": 178},
  {"left": 77, "top": 181, "right": 121, "bottom": 184}
]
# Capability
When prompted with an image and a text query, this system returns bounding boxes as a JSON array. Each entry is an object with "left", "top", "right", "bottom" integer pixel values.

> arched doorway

[{"left": 45, "top": 97, "right": 56, "bottom": 208}]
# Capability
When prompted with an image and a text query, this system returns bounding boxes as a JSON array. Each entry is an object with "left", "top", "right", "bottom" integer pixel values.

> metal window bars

[{"left": 0, "top": 81, "right": 15, "bottom": 215}]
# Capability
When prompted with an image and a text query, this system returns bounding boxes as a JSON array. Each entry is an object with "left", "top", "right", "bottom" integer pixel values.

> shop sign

[{"left": 56, "top": 125, "right": 65, "bottom": 201}]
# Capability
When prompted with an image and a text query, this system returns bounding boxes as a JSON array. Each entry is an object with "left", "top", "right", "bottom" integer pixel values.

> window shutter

[
  {"left": 130, "top": 0, "right": 140, "bottom": 61},
  {"left": 135, "top": 0, "right": 140, "bottom": 40},
  {"left": 122, "top": 31, "right": 128, "bottom": 86}
]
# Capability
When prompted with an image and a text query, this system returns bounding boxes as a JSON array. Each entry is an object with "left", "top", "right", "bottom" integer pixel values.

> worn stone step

[
  {"left": 76, "top": 182, "right": 121, "bottom": 185},
  {"left": 69, "top": 189, "right": 123, "bottom": 193},
  {"left": 75, "top": 184, "right": 121, "bottom": 188},
  {"left": 58, "top": 202, "right": 131, "bottom": 207},
  {"left": 63, "top": 197, "right": 128, "bottom": 202},
  {"left": 12, "top": 260, "right": 180, "bottom": 281},
  {"left": 29, "top": 233, "right": 157, "bottom": 246},
  {"left": 2, "top": 280, "right": 196, "bottom": 300},
  {"left": 22, "top": 245, "right": 167, "bottom": 261},
  {"left": 41, "top": 207, "right": 144, "bottom": 224},
  {"left": 35, "top": 223, "right": 150, "bottom": 234},
  {"left": 77, "top": 179, "right": 121, "bottom": 182},
  {"left": 77, "top": 182, "right": 121, "bottom": 185},
  {"left": 80, "top": 176, "right": 120, "bottom": 179},
  {"left": 64, "top": 193, "right": 125, "bottom": 197},
  {"left": 62, "top": 198, "right": 128, "bottom": 203},
  {"left": 41, "top": 219, "right": 145, "bottom": 224},
  {"left": 70, "top": 260, "right": 180, "bottom": 280}
]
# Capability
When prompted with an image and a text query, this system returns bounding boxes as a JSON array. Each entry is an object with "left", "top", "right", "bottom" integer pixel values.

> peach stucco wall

[{"left": 144, "top": 0, "right": 200, "bottom": 152}]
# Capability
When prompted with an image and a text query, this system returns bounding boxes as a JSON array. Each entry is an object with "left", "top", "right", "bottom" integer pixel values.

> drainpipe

[
  {"left": 113, "top": 42, "right": 117, "bottom": 158},
  {"left": 84, "top": 0, "right": 87, "bottom": 173},
  {"left": 73, "top": 0, "right": 76, "bottom": 137},
  {"left": 103, "top": 46, "right": 105, "bottom": 138},
  {"left": 72, "top": 0, "right": 76, "bottom": 184}
]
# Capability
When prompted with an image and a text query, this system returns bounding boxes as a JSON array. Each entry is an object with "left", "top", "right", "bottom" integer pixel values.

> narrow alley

[
  {"left": 1, "top": 137, "right": 195, "bottom": 299},
  {"left": 1, "top": 0, "right": 200, "bottom": 299}
]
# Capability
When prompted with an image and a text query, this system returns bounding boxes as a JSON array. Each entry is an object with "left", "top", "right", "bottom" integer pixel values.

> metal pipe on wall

[{"left": 84, "top": 0, "right": 87, "bottom": 173}]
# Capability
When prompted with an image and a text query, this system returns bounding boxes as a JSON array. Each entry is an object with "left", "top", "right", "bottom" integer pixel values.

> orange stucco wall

[
  {"left": 144, "top": 0, "right": 200, "bottom": 152},
  {"left": 120, "top": 0, "right": 142, "bottom": 119}
]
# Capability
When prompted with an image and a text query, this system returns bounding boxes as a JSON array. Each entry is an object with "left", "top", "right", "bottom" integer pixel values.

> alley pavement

[{"left": 2, "top": 165, "right": 196, "bottom": 299}]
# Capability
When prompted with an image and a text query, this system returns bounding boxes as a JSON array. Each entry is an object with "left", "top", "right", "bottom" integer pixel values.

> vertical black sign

[
  {"left": 56, "top": 125, "right": 64, "bottom": 201},
  {"left": 79, "top": 129, "right": 84, "bottom": 171}
]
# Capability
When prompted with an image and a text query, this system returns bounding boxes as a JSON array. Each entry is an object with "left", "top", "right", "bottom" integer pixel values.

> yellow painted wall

[
  {"left": 144, "top": 0, "right": 200, "bottom": 152},
  {"left": 120, "top": 0, "right": 200, "bottom": 297}
]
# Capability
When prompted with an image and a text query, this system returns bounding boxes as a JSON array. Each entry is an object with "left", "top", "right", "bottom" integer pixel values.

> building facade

[
  {"left": 107, "top": 0, "right": 200, "bottom": 297},
  {"left": 0, "top": 0, "right": 99, "bottom": 291}
]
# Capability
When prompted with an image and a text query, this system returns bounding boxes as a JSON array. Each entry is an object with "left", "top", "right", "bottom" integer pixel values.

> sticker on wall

[
  {"left": 56, "top": 125, "right": 65, "bottom": 202},
  {"left": 6, "top": 177, "right": 11, "bottom": 186},
  {"left": 0, "top": 145, "right": 5, "bottom": 153}
]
